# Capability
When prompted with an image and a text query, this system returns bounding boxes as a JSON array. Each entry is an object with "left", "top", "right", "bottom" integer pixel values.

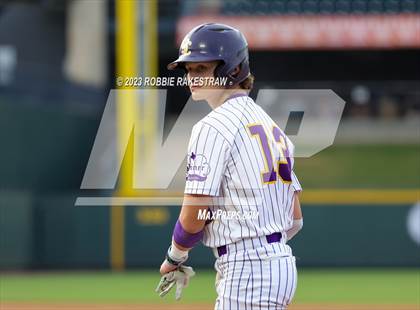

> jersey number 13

[{"left": 247, "top": 124, "right": 292, "bottom": 185}]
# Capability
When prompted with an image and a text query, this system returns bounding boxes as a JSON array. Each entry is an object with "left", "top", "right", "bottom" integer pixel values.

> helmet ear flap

[
  {"left": 216, "top": 59, "right": 250, "bottom": 88},
  {"left": 213, "top": 61, "right": 224, "bottom": 79},
  {"left": 228, "top": 64, "right": 241, "bottom": 80},
  {"left": 225, "top": 64, "right": 241, "bottom": 88},
  {"left": 214, "top": 60, "right": 237, "bottom": 87}
]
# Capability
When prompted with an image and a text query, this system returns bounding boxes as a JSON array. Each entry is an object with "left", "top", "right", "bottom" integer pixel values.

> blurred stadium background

[{"left": 0, "top": 0, "right": 419, "bottom": 309}]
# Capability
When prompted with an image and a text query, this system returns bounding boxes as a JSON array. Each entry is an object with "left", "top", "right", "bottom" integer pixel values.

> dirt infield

[{"left": 1, "top": 303, "right": 418, "bottom": 310}]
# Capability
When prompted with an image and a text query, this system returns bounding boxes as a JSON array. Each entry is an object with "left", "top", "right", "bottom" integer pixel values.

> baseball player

[{"left": 156, "top": 23, "right": 303, "bottom": 309}]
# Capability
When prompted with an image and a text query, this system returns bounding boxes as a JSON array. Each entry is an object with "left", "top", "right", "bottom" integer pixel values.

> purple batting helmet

[{"left": 167, "top": 23, "right": 250, "bottom": 87}]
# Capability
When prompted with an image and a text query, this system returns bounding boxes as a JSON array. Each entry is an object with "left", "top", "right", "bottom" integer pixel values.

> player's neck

[{"left": 207, "top": 89, "right": 247, "bottom": 110}]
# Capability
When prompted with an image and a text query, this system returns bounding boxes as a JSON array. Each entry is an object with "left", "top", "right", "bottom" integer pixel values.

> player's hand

[
  {"left": 155, "top": 265, "right": 195, "bottom": 300},
  {"left": 159, "top": 245, "right": 189, "bottom": 275},
  {"left": 160, "top": 259, "right": 178, "bottom": 275}
]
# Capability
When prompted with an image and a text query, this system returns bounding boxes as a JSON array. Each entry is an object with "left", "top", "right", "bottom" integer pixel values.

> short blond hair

[{"left": 240, "top": 74, "right": 255, "bottom": 90}]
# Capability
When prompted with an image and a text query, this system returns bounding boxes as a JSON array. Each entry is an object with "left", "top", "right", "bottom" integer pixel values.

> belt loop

[{"left": 217, "top": 245, "right": 227, "bottom": 257}]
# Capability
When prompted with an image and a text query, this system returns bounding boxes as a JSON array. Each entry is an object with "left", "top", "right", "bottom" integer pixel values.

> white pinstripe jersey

[{"left": 184, "top": 95, "right": 302, "bottom": 248}]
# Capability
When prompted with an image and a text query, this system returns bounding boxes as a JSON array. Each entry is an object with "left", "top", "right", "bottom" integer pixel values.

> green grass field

[
  {"left": 1, "top": 269, "right": 419, "bottom": 305},
  {"left": 295, "top": 144, "right": 420, "bottom": 188}
]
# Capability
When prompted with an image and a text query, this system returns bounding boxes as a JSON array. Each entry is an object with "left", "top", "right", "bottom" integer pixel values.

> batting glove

[{"left": 155, "top": 265, "right": 195, "bottom": 300}]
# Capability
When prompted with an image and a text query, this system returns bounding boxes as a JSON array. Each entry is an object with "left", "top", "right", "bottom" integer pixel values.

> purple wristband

[{"left": 173, "top": 219, "right": 203, "bottom": 248}]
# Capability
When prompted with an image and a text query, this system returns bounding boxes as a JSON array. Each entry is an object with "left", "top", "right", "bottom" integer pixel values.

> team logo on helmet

[{"left": 180, "top": 36, "right": 192, "bottom": 56}]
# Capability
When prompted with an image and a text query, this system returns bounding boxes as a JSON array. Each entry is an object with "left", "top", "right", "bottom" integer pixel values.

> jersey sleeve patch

[
  {"left": 184, "top": 123, "right": 231, "bottom": 196},
  {"left": 186, "top": 152, "right": 211, "bottom": 182}
]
